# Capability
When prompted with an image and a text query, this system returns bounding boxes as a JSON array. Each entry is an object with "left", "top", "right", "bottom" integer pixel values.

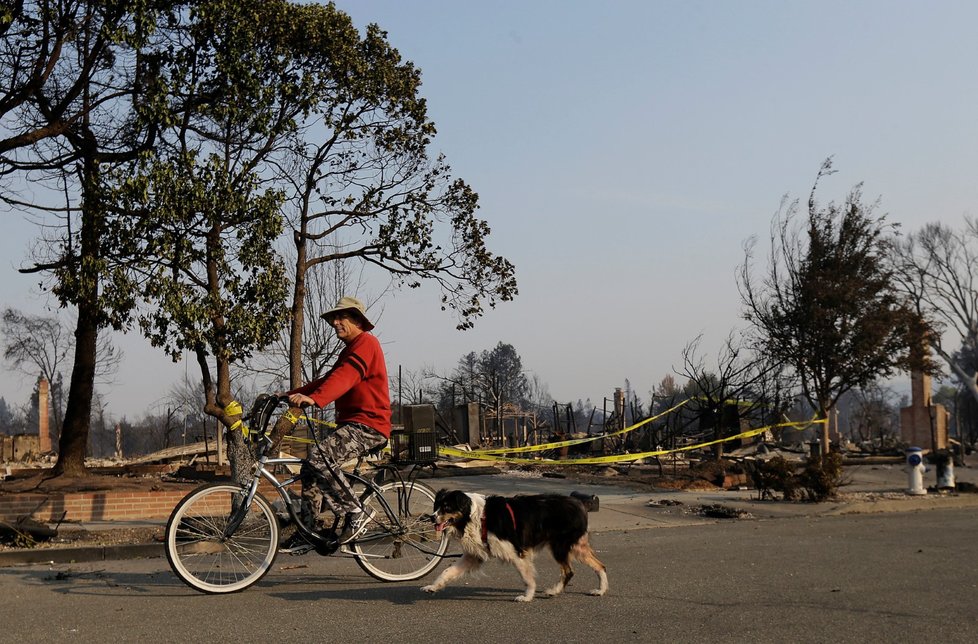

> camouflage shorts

[{"left": 300, "top": 423, "right": 387, "bottom": 523}]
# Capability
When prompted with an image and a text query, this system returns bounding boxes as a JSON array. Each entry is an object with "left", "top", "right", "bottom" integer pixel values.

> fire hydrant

[{"left": 905, "top": 447, "right": 927, "bottom": 496}]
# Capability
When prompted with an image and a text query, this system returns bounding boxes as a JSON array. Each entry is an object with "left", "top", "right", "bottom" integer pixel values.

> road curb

[{"left": 0, "top": 543, "right": 163, "bottom": 567}]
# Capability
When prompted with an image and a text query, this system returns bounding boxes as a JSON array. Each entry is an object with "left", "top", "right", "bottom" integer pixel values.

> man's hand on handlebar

[{"left": 281, "top": 393, "right": 314, "bottom": 408}]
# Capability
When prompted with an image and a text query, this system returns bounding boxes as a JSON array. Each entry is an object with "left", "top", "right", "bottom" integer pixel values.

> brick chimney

[
  {"left": 900, "top": 369, "right": 949, "bottom": 452},
  {"left": 38, "top": 377, "right": 52, "bottom": 453}
]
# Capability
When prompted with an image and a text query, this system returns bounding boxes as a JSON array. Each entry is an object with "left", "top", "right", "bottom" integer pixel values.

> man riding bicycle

[{"left": 279, "top": 296, "right": 391, "bottom": 552}]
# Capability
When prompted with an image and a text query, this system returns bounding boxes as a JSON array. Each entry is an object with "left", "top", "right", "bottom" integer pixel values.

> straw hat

[{"left": 321, "top": 296, "right": 374, "bottom": 331}]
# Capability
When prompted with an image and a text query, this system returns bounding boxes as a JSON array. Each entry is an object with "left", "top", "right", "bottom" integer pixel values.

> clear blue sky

[{"left": 2, "top": 0, "right": 977, "bottom": 417}]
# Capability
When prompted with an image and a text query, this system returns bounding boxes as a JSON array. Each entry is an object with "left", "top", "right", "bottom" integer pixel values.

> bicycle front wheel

[
  {"left": 165, "top": 483, "right": 279, "bottom": 594},
  {"left": 353, "top": 480, "right": 449, "bottom": 582}
]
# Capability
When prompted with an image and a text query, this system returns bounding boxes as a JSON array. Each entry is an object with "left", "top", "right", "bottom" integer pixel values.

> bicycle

[{"left": 164, "top": 394, "right": 450, "bottom": 594}]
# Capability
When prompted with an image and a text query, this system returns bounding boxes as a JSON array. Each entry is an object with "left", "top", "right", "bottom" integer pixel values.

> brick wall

[
  {"left": 0, "top": 490, "right": 192, "bottom": 522},
  {"left": 0, "top": 482, "right": 298, "bottom": 522}
]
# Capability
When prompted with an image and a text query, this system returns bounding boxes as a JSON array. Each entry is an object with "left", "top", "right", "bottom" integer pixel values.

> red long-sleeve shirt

[{"left": 288, "top": 332, "right": 392, "bottom": 437}]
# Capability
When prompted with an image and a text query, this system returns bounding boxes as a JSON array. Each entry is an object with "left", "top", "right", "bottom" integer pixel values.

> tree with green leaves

[
  {"left": 739, "top": 159, "right": 917, "bottom": 457},
  {"left": 120, "top": 1, "right": 516, "bottom": 479},
  {"left": 112, "top": 0, "right": 340, "bottom": 478},
  {"left": 1, "top": 0, "right": 180, "bottom": 475},
  {"left": 276, "top": 3, "right": 516, "bottom": 389}
]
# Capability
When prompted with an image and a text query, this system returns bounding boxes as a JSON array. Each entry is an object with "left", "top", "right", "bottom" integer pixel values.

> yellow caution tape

[
  {"left": 460, "top": 398, "right": 691, "bottom": 457},
  {"left": 280, "top": 416, "right": 336, "bottom": 443},
  {"left": 264, "top": 395, "right": 823, "bottom": 465},
  {"left": 224, "top": 401, "right": 249, "bottom": 438},
  {"left": 229, "top": 419, "right": 249, "bottom": 439},
  {"left": 222, "top": 401, "right": 335, "bottom": 443},
  {"left": 440, "top": 417, "right": 827, "bottom": 466}
]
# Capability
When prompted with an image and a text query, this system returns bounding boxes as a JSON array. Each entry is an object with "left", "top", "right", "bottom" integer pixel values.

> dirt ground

[{"left": 0, "top": 471, "right": 198, "bottom": 495}]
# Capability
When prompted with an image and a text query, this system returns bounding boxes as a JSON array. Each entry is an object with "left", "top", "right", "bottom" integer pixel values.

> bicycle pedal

[
  {"left": 280, "top": 542, "right": 316, "bottom": 555},
  {"left": 279, "top": 533, "right": 317, "bottom": 555}
]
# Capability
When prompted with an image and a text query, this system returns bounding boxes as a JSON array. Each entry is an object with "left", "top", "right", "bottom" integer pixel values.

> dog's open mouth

[{"left": 433, "top": 517, "right": 454, "bottom": 533}]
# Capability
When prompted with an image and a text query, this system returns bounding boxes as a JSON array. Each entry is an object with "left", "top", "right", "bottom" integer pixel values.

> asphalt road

[{"left": 2, "top": 506, "right": 976, "bottom": 643}]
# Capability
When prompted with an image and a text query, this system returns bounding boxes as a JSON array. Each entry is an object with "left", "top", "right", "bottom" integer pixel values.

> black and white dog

[{"left": 421, "top": 489, "right": 609, "bottom": 602}]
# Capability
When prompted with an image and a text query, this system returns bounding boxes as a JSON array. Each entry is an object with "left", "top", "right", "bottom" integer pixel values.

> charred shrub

[
  {"left": 748, "top": 452, "right": 843, "bottom": 502},
  {"left": 691, "top": 459, "right": 744, "bottom": 487},
  {"left": 750, "top": 456, "right": 799, "bottom": 500},
  {"left": 796, "top": 452, "right": 843, "bottom": 502},
  {"left": 691, "top": 460, "right": 726, "bottom": 486}
]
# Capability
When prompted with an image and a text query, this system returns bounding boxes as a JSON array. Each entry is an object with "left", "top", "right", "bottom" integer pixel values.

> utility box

[
  {"left": 391, "top": 428, "right": 438, "bottom": 464},
  {"left": 402, "top": 405, "right": 435, "bottom": 435},
  {"left": 393, "top": 405, "right": 438, "bottom": 464}
]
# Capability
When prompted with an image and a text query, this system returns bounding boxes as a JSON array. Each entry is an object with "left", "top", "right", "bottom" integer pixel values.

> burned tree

[
  {"left": 739, "top": 159, "right": 917, "bottom": 457},
  {"left": 893, "top": 218, "right": 978, "bottom": 407},
  {"left": 677, "top": 333, "right": 781, "bottom": 460}
]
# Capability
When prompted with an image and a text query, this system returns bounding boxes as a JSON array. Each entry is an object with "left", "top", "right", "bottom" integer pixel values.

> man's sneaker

[
  {"left": 336, "top": 508, "right": 376, "bottom": 545},
  {"left": 278, "top": 531, "right": 315, "bottom": 555}
]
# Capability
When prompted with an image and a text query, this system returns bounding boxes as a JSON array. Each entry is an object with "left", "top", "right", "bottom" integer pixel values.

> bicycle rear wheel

[
  {"left": 165, "top": 483, "right": 279, "bottom": 594},
  {"left": 353, "top": 480, "right": 448, "bottom": 582}
]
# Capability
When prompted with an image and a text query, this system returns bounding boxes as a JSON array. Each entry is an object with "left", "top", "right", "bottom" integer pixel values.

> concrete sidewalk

[{"left": 2, "top": 459, "right": 975, "bottom": 567}]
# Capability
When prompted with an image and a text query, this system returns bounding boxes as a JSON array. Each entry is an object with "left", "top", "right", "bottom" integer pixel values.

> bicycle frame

[
  {"left": 166, "top": 396, "right": 451, "bottom": 593},
  {"left": 226, "top": 438, "right": 431, "bottom": 553},
  {"left": 222, "top": 394, "right": 440, "bottom": 553}
]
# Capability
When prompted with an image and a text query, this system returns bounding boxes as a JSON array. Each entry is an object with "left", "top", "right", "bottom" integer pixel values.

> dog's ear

[{"left": 434, "top": 488, "right": 447, "bottom": 507}]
